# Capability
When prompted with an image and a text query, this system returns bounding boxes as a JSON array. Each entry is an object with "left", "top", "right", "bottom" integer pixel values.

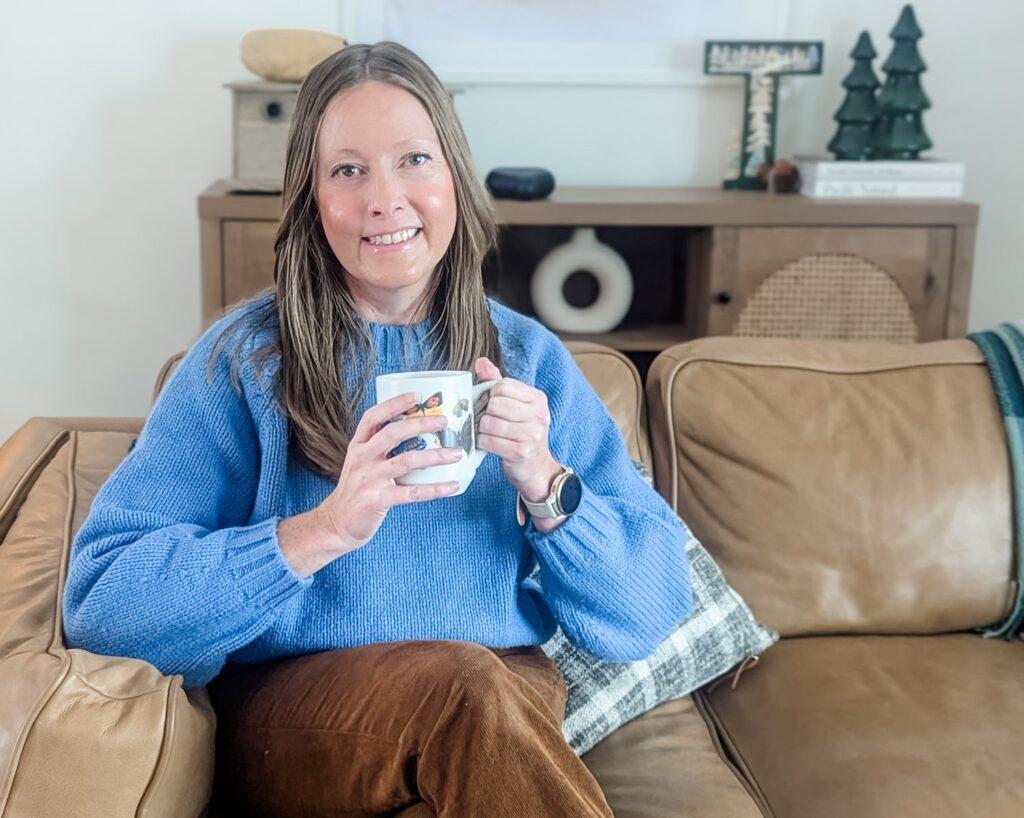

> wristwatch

[{"left": 516, "top": 465, "right": 583, "bottom": 525}]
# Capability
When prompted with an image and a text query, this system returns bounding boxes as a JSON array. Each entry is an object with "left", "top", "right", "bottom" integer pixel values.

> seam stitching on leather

[
  {"left": 136, "top": 678, "right": 178, "bottom": 817},
  {"left": 0, "top": 653, "right": 74, "bottom": 813},
  {"left": 51, "top": 431, "right": 78, "bottom": 654},
  {"left": 694, "top": 690, "right": 776, "bottom": 818},
  {"left": 665, "top": 359, "right": 683, "bottom": 514},
  {"left": 64, "top": 670, "right": 164, "bottom": 701},
  {"left": 0, "top": 428, "right": 69, "bottom": 534},
  {"left": 659, "top": 352, "right": 982, "bottom": 376}
]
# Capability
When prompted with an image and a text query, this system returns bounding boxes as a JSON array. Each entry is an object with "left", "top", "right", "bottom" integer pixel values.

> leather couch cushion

[
  {"left": 646, "top": 337, "right": 1014, "bottom": 637},
  {"left": 567, "top": 340, "right": 654, "bottom": 472},
  {"left": 697, "top": 634, "right": 1024, "bottom": 818},
  {"left": 0, "top": 419, "right": 215, "bottom": 818},
  {"left": 582, "top": 695, "right": 760, "bottom": 818}
]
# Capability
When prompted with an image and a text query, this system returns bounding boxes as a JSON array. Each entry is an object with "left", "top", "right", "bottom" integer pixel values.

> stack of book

[{"left": 793, "top": 156, "right": 965, "bottom": 199}]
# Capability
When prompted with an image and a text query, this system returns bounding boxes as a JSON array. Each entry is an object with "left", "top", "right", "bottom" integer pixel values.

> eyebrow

[{"left": 323, "top": 137, "right": 436, "bottom": 162}]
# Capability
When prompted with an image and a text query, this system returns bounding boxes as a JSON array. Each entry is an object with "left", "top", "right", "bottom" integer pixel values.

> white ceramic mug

[{"left": 374, "top": 370, "right": 499, "bottom": 496}]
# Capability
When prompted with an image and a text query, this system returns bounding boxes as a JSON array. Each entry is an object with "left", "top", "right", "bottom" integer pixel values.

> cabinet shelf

[{"left": 199, "top": 180, "right": 979, "bottom": 375}]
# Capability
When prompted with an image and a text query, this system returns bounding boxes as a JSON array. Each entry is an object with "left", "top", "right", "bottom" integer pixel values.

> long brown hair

[{"left": 208, "top": 41, "right": 503, "bottom": 481}]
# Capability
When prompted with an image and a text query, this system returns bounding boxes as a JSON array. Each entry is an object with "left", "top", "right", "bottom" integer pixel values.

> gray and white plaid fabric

[{"left": 536, "top": 459, "right": 779, "bottom": 755}]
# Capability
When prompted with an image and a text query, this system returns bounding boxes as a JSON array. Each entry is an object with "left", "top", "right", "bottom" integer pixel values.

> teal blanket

[{"left": 967, "top": 322, "right": 1024, "bottom": 638}]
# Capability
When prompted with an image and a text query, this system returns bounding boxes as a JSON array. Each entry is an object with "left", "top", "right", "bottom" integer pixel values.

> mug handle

[{"left": 470, "top": 379, "right": 499, "bottom": 470}]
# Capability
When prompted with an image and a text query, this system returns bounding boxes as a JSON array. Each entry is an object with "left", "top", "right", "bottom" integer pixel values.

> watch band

[{"left": 516, "top": 466, "right": 574, "bottom": 525}]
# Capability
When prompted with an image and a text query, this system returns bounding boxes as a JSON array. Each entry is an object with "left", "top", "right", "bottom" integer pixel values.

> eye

[
  {"left": 407, "top": 152, "right": 431, "bottom": 167},
  {"left": 330, "top": 164, "right": 360, "bottom": 179}
]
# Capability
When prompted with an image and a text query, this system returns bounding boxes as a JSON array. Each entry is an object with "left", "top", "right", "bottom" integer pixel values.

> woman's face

[{"left": 314, "top": 80, "right": 457, "bottom": 314}]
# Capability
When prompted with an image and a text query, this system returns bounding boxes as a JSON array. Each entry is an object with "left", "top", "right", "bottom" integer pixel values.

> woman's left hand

[{"left": 473, "top": 356, "right": 563, "bottom": 504}]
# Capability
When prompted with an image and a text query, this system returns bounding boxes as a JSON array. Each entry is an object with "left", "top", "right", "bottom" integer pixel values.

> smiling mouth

[{"left": 362, "top": 228, "right": 423, "bottom": 247}]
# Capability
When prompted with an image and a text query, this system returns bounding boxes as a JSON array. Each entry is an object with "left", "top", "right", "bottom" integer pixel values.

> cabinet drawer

[
  {"left": 223, "top": 220, "right": 278, "bottom": 306},
  {"left": 708, "top": 227, "right": 953, "bottom": 342}
]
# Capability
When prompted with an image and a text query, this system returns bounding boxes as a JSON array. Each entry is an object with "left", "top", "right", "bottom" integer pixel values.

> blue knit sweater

[{"left": 62, "top": 292, "right": 694, "bottom": 689}]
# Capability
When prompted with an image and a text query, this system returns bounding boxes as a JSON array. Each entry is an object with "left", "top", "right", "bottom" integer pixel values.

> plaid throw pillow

[{"left": 536, "top": 459, "right": 779, "bottom": 756}]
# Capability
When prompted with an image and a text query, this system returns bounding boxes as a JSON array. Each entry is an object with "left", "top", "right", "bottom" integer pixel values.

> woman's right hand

[{"left": 314, "top": 391, "right": 464, "bottom": 554}]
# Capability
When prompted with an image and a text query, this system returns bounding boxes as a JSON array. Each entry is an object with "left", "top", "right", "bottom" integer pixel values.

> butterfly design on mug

[
  {"left": 406, "top": 392, "right": 444, "bottom": 417},
  {"left": 438, "top": 416, "right": 474, "bottom": 456},
  {"left": 385, "top": 434, "right": 427, "bottom": 460},
  {"left": 376, "top": 391, "right": 444, "bottom": 434},
  {"left": 473, "top": 390, "right": 490, "bottom": 442}
]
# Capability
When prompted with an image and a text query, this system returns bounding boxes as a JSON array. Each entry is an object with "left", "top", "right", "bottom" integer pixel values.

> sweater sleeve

[
  {"left": 518, "top": 332, "right": 694, "bottom": 662},
  {"left": 62, "top": 313, "right": 312, "bottom": 690}
]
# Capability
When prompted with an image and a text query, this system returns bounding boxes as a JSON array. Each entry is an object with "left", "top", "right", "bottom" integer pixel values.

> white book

[
  {"left": 801, "top": 179, "right": 964, "bottom": 198},
  {"left": 794, "top": 155, "right": 965, "bottom": 182}
]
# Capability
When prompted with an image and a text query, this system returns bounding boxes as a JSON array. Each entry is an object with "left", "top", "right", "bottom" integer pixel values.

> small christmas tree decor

[
  {"left": 873, "top": 4, "right": 932, "bottom": 159},
  {"left": 827, "top": 31, "right": 880, "bottom": 160}
]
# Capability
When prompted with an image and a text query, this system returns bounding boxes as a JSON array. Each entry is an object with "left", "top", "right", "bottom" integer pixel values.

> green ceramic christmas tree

[
  {"left": 828, "top": 31, "right": 881, "bottom": 160},
  {"left": 873, "top": 4, "right": 932, "bottom": 159}
]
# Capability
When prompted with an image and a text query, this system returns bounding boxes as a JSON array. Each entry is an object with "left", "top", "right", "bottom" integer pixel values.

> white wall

[
  {"left": 1, "top": 1, "right": 338, "bottom": 443},
  {"left": 2, "top": 0, "right": 1021, "bottom": 444}
]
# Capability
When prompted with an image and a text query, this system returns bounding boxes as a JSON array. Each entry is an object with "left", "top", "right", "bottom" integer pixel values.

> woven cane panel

[{"left": 733, "top": 252, "right": 918, "bottom": 343}]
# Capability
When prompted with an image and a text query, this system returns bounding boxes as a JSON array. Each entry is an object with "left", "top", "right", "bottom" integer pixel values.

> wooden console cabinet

[{"left": 198, "top": 181, "right": 978, "bottom": 353}]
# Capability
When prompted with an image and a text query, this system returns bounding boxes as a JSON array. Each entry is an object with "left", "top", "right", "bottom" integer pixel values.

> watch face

[{"left": 558, "top": 473, "right": 583, "bottom": 515}]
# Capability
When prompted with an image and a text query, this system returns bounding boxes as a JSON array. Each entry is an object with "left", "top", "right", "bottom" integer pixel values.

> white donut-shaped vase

[{"left": 530, "top": 227, "right": 633, "bottom": 333}]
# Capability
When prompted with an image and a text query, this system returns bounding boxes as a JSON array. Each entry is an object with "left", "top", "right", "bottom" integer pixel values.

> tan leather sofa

[{"left": 2, "top": 336, "right": 1022, "bottom": 818}]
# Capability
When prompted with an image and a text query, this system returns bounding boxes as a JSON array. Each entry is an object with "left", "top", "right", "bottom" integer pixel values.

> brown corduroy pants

[{"left": 206, "top": 640, "right": 614, "bottom": 817}]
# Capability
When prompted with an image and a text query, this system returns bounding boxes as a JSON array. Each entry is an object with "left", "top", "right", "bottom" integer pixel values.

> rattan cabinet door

[
  {"left": 223, "top": 220, "right": 278, "bottom": 307},
  {"left": 707, "top": 227, "right": 954, "bottom": 342}
]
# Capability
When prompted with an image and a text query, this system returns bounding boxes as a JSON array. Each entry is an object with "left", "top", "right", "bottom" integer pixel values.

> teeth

[{"left": 368, "top": 228, "right": 418, "bottom": 245}]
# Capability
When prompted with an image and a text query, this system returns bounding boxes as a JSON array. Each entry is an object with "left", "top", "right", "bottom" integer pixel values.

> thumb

[{"left": 474, "top": 356, "right": 502, "bottom": 382}]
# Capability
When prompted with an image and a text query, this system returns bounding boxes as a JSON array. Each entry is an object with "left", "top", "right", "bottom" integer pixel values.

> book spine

[
  {"left": 796, "top": 162, "right": 965, "bottom": 182},
  {"left": 802, "top": 180, "right": 964, "bottom": 198}
]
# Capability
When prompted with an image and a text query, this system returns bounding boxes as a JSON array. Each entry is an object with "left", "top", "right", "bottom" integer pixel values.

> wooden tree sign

[{"left": 705, "top": 41, "right": 824, "bottom": 190}]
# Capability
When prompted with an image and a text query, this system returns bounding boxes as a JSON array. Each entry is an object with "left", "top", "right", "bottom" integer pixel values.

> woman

[{"left": 63, "top": 42, "right": 693, "bottom": 817}]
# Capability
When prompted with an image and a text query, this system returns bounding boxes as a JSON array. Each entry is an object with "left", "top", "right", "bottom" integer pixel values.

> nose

[{"left": 367, "top": 167, "right": 407, "bottom": 219}]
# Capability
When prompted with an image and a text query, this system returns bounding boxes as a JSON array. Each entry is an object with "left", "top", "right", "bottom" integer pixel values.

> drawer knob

[
  {"left": 264, "top": 100, "right": 284, "bottom": 121},
  {"left": 714, "top": 290, "right": 732, "bottom": 304}
]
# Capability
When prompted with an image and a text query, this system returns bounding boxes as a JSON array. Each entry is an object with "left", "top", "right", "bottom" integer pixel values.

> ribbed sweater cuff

[
  {"left": 223, "top": 516, "right": 313, "bottom": 611},
  {"left": 524, "top": 483, "right": 616, "bottom": 567}
]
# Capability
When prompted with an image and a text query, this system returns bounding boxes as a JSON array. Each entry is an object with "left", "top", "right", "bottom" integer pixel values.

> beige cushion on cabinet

[{"left": 240, "top": 29, "right": 346, "bottom": 83}]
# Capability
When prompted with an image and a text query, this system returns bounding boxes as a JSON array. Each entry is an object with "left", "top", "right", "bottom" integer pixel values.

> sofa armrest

[{"left": 0, "top": 418, "right": 215, "bottom": 818}]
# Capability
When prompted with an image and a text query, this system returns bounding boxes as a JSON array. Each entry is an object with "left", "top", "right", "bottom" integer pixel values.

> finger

[
  {"left": 370, "top": 414, "right": 449, "bottom": 458},
  {"left": 488, "top": 377, "right": 538, "bottom": 403},
  {"left": 478, "top": 413, "right": 530, "bottom": 442},
  {"left": 384, "top": 446, "right": 463, "bottom": 478},
  {"left": 354, "top": 392, "right": 419, "bottom": 443},
  {"left": 474, "top": 356, "right": 502, "bottom": 381},
  {"left": 386, "top": 480, "right": 462, "bottom": 505},
  {"left": 476, "top": 432, "right": 520, "bottom": 458},
  {"left": 480, "top": 394, "right": 534, "bottom": 422}
]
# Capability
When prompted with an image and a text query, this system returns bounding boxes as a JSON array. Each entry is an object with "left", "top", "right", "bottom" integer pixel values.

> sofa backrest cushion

[{"left": 646, "top": 337, "right": 1014, "bottom": 637}]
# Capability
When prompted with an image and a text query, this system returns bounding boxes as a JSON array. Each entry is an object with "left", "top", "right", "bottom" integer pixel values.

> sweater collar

[{"left": 365, "top": 315, "right": 440, "bottom": 372}]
